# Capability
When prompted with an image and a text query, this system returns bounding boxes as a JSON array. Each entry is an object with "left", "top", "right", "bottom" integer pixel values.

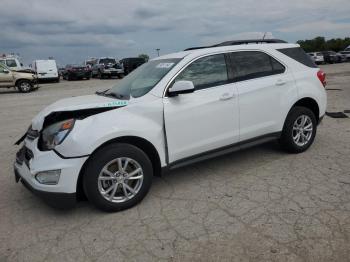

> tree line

[{"left": 296, "top": 37, "right": 350, "bottom": 52}]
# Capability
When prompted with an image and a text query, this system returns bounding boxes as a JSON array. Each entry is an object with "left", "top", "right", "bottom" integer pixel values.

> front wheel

[
  {"left": 279, "top": 106, "right": 317, "bottom": 153},
  {"left": 17, "top": 80, "right": 33, "bottom": 93},
  {"left": 83, "top": 143, "right": 153, "bottom": 212}
]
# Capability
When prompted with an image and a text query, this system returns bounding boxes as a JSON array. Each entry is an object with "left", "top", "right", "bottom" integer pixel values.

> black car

[
  {"left": 63, "top": 65, "right": 92, "bottom": 81},
  {"left": 120, "top": 57, "right": 146, "bottom": 75},
  {"left": 321, "top": 51, "right": 338, "bottom": 64}
]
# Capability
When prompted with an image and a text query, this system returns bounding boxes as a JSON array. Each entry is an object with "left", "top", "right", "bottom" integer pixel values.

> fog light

[{"left": 35, "top": 170, "right": 61, "bottom": 185}]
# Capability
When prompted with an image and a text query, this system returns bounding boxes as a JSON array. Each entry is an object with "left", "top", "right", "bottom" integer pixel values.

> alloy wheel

[
  {"left": 97, "top": 157, "right": 144, "bottom": 203},
  {"left": 292, "top": 115, "right": 313, "bottom": 147}
]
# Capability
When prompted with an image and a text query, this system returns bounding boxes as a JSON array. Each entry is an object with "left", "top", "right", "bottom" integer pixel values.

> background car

[
  {"left": 307, "top": 52, "right": 324, "bottom": 64},
  {"left": 0, "top": 56, "right": 24, "bottom": 70},
  {"left": 321, "top": 51, "right": 338, "bottom": 64},
  {"left": 120, "top": 57, "right": 146, "bottom": 75},
  {"left": 62, "top": 64, "right": 92, "bottom": 81},
  {"left": 336, "top": 52, "right": 347, "bottom": 63},
  {"left": 91, "top": 57, "right": 124, "bottom": 79},
  {"left": 338, "top": 50, "right": 350, "bottom": 61},
  {"left": 31, "top": 60, "right": 60, "bottom": 82},
  {"left": 0, "top": 63, "right": 37, "bottom": 92}
]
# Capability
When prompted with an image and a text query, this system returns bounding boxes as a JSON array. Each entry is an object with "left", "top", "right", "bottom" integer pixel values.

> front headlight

[{"left": 40, "top": 119, "right": 75, "bottom": 150}]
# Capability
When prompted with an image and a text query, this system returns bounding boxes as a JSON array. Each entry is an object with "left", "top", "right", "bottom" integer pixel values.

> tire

[
  {"left": 55, "top": 77, "right": 60, "bottom": 83},
  {"left": 83, "top": 143, "right": 153, "bottom": 212},
  {"left": 16, "top": 80, "right": 33, "bottom": 93},
  {"left": 279, "top": 106, "right": 317, "bottom": 153}
]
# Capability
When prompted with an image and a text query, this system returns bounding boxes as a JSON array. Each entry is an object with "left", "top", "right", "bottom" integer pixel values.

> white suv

[{"left": 14, "top": 39, "right": 327, "bottom": 211}]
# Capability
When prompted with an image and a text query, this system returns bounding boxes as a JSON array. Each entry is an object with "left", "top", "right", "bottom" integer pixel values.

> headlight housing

[{"left": 40, "top": 119, "right": 75, "bottom": 150}]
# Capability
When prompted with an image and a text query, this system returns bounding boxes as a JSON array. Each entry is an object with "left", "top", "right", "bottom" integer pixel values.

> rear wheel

[
  {"left": 16, "top": 80, "right": 32, "bottom": 93},
  {"left": 279, "top": 106, "right": 317, "bottom": 153},
  {"left": 83, "top": 143, "right": 153, "bottom": 212}
]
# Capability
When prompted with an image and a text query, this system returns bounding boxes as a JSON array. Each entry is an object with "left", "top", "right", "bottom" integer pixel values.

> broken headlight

[{"left": 40, "top": 119, "right": 75, "bottom": 150}]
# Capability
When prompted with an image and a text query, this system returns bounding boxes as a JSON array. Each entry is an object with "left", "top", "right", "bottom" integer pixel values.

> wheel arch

[
  {"left": 290, "top": 97, "right": 320, "bottom": 122},
  {"left": 15, "top": 78, "right": 32, "bottom": 87},
  {"left": 76, "top": 136, "right": 162, "bottom": 199}
]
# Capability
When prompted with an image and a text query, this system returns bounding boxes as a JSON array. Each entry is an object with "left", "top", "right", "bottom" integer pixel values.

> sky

[{"left": 1, "top": 0, "right": 350, "bottom": 66}]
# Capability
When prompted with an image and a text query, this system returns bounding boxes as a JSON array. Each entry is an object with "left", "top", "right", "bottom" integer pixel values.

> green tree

[
  {"left": 138, "top": 54, "right": 149, "bottom": 62},
  {"left": 297, "top": 36, "right": 350, "bottom": 52}
]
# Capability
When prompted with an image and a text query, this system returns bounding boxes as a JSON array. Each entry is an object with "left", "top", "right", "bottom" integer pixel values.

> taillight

[{"left": 317, "top": 70, "right": 326, "bottom": 87}]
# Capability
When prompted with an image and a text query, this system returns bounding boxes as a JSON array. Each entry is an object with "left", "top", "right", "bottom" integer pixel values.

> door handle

[
  {"left": 220, "top": 92, "right": 234, "bottom": 100},
  {"left": 275, "top": 79, "right": 286, "bottom": 86}
]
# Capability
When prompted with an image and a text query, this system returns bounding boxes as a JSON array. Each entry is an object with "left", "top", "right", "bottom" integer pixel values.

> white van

[
  {"left": 0, "top": 57, "right": 23, "bottom": 70},
  {"left": 32, "top": 60, "right": 59, "bottom": 82}
]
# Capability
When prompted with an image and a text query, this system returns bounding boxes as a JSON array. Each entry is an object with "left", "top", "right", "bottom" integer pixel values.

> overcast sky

[{"left": 1, "top": 0, "right": 350, "bottom": 65}]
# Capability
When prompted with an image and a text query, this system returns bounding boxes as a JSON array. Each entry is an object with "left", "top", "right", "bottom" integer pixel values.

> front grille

[{"left": 26, "top": 127, "right": 39, "bottom": 140}]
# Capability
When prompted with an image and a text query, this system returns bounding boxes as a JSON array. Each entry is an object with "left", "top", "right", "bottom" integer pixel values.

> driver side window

[{"left": 175, "top": 54, "right": 229, "bottom": 90}]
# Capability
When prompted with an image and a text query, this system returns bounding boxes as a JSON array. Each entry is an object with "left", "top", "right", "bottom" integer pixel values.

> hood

[{"left": 31, "top": 94, "right": 130, "bottom": 130}]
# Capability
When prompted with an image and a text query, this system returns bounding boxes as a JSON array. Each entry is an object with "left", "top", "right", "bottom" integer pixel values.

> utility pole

[{"left": 156, "top": 49, "right": 160, "bottom": 57}]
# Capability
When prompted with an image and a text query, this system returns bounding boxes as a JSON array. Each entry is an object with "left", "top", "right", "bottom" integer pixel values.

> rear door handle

[
  {"left": 220, "top": 92, "right": 235, "bottom": 100},
  {"left": 275, "top": 79, "right": 286, "bottom": 86}
]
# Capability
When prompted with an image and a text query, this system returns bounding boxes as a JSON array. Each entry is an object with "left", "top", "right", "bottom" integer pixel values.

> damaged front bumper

[{"left": 14, "top": 137, "right": 88, "bottom": 208}]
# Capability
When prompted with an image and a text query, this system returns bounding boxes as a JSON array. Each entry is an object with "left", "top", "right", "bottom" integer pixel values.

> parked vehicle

[
  {"left": 0, "top": 56, "right": 23, "bottom": 70},
  {"left": 120, "top": 57, "right": 146, "bottom": 75},
  {"left": 62, "top": 64, "right": 91, "bottom": 81},
  {"left": 32, "top": 60, "right": 59, "bottom": 82},
  {"left": 338, "top": 50, "right": 350, "bottom": 61},
  {"left": 321, "top": 51, "right": 338, "bottom": 64},
  {"left": 307, "top": 52, "right": 324, "bottom": 64},
  {"left": 0, "top": 63, "right": 37, "bottom": 92},
  {"left": 14, "top": 39, "right": 327, "bottom": 211},
  {"left": 91, "top": 57, "right": 124, "bottom": 79},
  {"left": 335, "top": 52, "right": 347, "bottom": 63}
]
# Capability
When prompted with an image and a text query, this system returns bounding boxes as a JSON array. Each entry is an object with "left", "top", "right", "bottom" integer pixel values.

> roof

[{"left": 153, "top": 42, "right": 299, "bottom": 61}]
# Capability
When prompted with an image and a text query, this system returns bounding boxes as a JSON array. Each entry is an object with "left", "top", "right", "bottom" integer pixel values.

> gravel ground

[{"left": 0, "top": 64, "right": 350, "bottom": 262}]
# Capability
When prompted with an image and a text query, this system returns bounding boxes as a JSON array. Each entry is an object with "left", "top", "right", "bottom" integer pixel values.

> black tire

[
  {"left": 55, "top": 77, "right": 60, "bottom": 83},
  {"left": 83, "top": 143, "right": 153, "bottom": 212},
  {"left": 279, "top": 106, "right": 317, "bottom": 153},
  {"left": 16, "top": 80, "right": 33, "bottom": 93}
]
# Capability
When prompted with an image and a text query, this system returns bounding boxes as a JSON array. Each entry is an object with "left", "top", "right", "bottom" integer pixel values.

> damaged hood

[{"left": 32, "top": 94, "right": 129, "bottom": 130}]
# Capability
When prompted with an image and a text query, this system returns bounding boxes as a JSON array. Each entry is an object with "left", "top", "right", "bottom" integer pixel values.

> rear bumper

[{"left": 14, "top": 168, "right": 76, "bottom": 208}]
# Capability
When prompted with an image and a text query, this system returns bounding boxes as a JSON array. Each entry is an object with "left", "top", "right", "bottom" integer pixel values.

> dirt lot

[{"left": 1, "top": 64, "right": 350, "bottom": 262}]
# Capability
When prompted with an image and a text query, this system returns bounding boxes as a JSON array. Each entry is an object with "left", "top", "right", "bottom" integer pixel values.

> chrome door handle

[
  {"left": 275, "top": 79, "right": 286, "bottom": 86},
  {"left": 220, "top": 93, "right": 234, "bottom": 100}
]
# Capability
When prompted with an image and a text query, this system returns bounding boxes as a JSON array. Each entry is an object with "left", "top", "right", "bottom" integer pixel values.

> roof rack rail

[{"left": 184, "top": 39, "right": 287, "bottom": 51}]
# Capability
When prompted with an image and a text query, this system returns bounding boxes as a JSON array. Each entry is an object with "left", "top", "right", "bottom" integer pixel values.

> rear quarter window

[{"left": 277, "top": 47, "right": 318, "bottom": 68}]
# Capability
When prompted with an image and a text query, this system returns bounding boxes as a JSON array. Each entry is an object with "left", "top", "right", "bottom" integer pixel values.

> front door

[
  {"left": 164, "top": 53, "right": 239, "bottom": 163},
  {"left": 0, "top": 64, "right": 14, "bottom": 87}
]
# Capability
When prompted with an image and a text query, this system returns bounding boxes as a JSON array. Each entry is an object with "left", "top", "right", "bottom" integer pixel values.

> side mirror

[
  {"left": 168, "top": 80, "right": 195, "bottom": 97},
  {"left": 3, "top": 69, "right": 9, "bottom": 74}
]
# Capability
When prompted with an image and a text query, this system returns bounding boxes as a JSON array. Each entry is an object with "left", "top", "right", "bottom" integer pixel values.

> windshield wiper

[
  {"left": 96, "top": 89, "right": 128, "bottom": 100},
  {"left": 95, "top": 89, "right": 109, "bottom": 95},
  {"left": 105, "top": 92, "right": 128, "bottom": 100}
]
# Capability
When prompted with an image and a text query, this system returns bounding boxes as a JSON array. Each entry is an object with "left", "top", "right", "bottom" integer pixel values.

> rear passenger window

[
  {"left": 229, "top": 51, "right": 285, "bottom": 82},
  {"left": 175, "top": 54, "right": 228, "bottom": 90},
  {"left": 277, "top": 47, "right": 317, "bottom": 68}
]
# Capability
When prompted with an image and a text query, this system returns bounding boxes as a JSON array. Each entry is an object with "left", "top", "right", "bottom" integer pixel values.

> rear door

[
  {"left": 228, "top": 51, "right": 296, "bottom": 141},
  {"left": 164, "top": 53, "right": 239, "bottom": 163}
]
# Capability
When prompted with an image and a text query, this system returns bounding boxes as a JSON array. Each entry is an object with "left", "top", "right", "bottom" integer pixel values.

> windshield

[
  {"left": 107, "top": 58, "right": 180, "bottom": 98},
  {"left": 99, "top": 58, "right": 116, "bottom": 64},
  {"left": 6, "top": 59, "right": 17, "bottom": 67}
]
